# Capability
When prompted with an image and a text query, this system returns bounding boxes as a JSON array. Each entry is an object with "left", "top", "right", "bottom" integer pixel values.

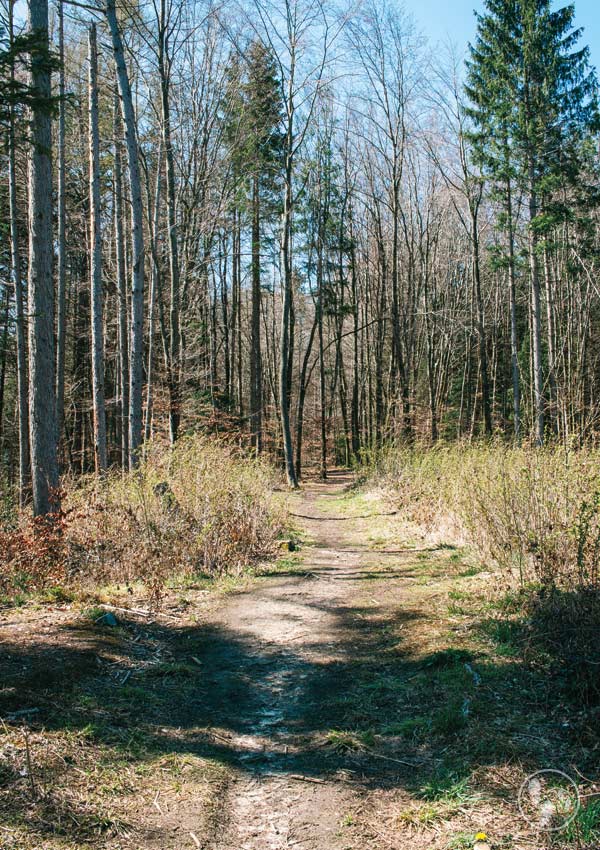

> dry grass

[
  {"left": 0, "top": 435, "right": 286, "bottom": 605},
  {"left": 367, "top": 442, "right": 600, "bottom": 591},
  {"left": 364, "top": 442, "right": 600, "bottom": 711}
]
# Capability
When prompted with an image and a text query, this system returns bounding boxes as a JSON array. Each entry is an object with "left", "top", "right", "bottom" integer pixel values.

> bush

[
  {"left": 369, "top": 442, "right": 600, "bottom": 591},
  {"left": 0, "top": 436, "right": 286, "bottom": 603},
  {"left": 367, "top": 442, "right": 600, "bottom": 705}
]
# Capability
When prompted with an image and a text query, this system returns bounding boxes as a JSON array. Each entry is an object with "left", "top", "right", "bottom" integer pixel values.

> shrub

[
  {"left": 369, "top": 442, "right": 600, "bottom": 592},
  {"left": 367, "top": 442, "right": 600, "bottom": 705},
  {"left": 0, "top": 436, "right": 286, "bottom": 603}
]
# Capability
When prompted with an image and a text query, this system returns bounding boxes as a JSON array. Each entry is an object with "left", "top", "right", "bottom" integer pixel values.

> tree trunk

[
  {"left": 279, "top": 135, "right": 298, "bottom": 487},
  {"left": 528, "top": 163, "right": 544, "bottom": 446},
  {"left": 88, "top": 23, "right": 107, "bottom": 472},
  {"left": 144, "top": 150, "right": 162, "bottom": 444},
  {"left": 506, "top": 176, "right": 521, "bottom": 442},
  {"left": 471, "top": 202, "right": 493, "bottom": 436},
  {"left": 55, "top": 0, "right": 67, "bottom": 459},
  {"left": 9, "top": 0, "right": 29, "bottom": 505},
  {"left": 295, "top": 316, "right": 317, "bottom": 479},
  {"left": 27, "top": 0, "right": 59, "bottom": 516},
  {"left": 250, "top": 172, "right": 263, "bottom": 452},
  {"left": 158, "top": 0, "right": 181, "bottom": 445},
  {"left": 0, "top": 288, "right": 10, "bottom": 439},
  {"left": 106, "top": 0, "right": 145, "bottom": 468},
  {"left": 113, "top": 96, "right": 129, "bottom": 467}
]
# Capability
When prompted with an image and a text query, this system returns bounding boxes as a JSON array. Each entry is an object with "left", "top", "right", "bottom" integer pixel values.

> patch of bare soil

[{"left": 1, "top": 471, "right": 596, "bottom": 849}]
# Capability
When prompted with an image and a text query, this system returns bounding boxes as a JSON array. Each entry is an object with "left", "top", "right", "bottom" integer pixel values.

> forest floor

[{"left": 0, "top": 471, "right": 594, "bottom": 849}]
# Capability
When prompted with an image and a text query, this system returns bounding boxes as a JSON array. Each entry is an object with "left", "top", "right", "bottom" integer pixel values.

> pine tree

[
  {"left": 227, "top": 42, "right": 283, "bottom": 453},
  {"left": 466, "top": 0, "right": 598, "bottom": 445}
]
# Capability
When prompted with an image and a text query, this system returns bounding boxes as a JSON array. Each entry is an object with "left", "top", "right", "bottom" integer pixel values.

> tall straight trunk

[
  {"left": 295, "top": 316, "right": 317, "bottom": 478},
  {"left": 250, "top": 173, "right": 263, "bottom": 452},
  {"left": 221, "top": 237, "right": 231, "bottom": 401},
  {"left": 506, "top": 176, "right": 521, "bottom": 441},
  {"left": 543, "top": 243, "right": 558, "bottom": 435},
  {"left": 317, "top": 228, "right": 327, "bottom": 479},
  {"left": 106, "top": 0, "right": 145, "bottom": 468},
  {"left": 390, "top": 170, "right": 408, "bottom": 437},
  {"left": 55, "top": 0, "right": 67, "bottom": 455},
  {"left": 423, "top": 274, "right": 438, "bottom": 442},
  {"left": 0, "top": 289, "right": 9, "bottom": 437},
  {"left": 145, "top": 151, "right": 162, "bottom": 444},
  {"left": 158, "top": 0, "right": 181, "bottom": 444},
  {"left": 88, "top": 23, "right": 107, "bottom": 472},
  {"left": 528, "top": 163, "right": 544, "bottom": 446},
  {"left": 349, "top": 224, "right": 360, "bottom": 457},
  {"left": 471, "top": 202, "right": 492, "bottom": 436},
  {"left": 279, "top": 136, "right": 298, "bottom": 487},
  {"left": 8, "top": 0, "right": 29, "bottom": 504},
  {"left": 235, "top": 220, "right": 243, "bottom": 418},
  {"left": 113, "top": 96, "right": 129, "bottom": 467},
  {"left": 27, "top": 0, "right": 59, "bottom": 516}
]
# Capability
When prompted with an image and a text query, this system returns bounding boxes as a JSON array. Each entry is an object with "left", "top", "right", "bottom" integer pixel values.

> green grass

[
  {"left": 458, "top": 565, "right": 484, "bottom": 577},
  {"left": 141, "top": 661, "right": 200, "bottom": 678},
  {"left": 418, "top": 771, "right": 474, "bottom": 804},
  {"left": 425, "top": 648, "right": 473, "bottom": 668},
  {"left": 562, "top": 798, "right": 600, "bottom": 844},
  {"left": 431, "top": 702, "right": 468, "bottom": 736},
  {"left": 381, "top": 716, "right": 429, "bottom": 737},
  {"left": 325, "top": 729, "right": 375, "bottom": 751}
]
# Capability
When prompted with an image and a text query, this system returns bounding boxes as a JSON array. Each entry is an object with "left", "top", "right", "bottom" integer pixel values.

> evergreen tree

[
  {"left": 227, "top": 42, "right": 283, "bottom": 452},
  {"left": 465, "top": 0, "right": 598, "bottom": 445}
]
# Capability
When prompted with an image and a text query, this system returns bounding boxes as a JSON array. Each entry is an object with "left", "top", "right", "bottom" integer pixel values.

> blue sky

[{"left": 407, "top": 0, "right": 600, "bottom": 69}]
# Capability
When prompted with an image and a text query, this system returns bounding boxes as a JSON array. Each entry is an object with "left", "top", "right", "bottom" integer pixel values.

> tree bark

[
  {"left": 88, "top": 22, "right": 107, "bottom": 472},
  {"left": 528, "top": 162, "right": 544, "bottom": 446},
  {"left": 106, "top": 0, "right": 145, "bottom": 468},
  {"left": 506, "top": 176, "right": 521, "bottom": 442},
  {"left": 279, "top": 117, "right": 298, "bottom": 487},
  {"left": 250, "top": 172, "right": 263, "bottom": 452},
  {"left": 113, "top": 96, "right": 129, "bottom": 467},
  {"left": 55, "top": 0, "right": 67, "bottom": 459},
  {"left": 8, "top": 0, "right": 29, "bottom": 504},
  {"left": 27, "top": 0, "right": 59, "bottom": 516},
  {"left": 158, "top": 0, "right": 181, "bottom": 445}
]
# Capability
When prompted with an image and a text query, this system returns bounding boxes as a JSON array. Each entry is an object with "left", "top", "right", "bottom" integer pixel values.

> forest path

[
  {"left": 205, "top": 469, "right": 420, "bottom": 850},
  {"left": 2, "top": 470, "right": 548, "bottom": 850}
]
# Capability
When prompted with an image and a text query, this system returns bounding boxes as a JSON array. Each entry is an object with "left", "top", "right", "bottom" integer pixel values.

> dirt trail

[
  {"left": 2, "top": 470, "right": 576, "bottom": 849},
  {"left": 209, "top": 470, "right": 381, "bottom": 849}
]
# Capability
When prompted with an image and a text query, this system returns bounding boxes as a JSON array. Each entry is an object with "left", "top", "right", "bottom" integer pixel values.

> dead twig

[{"left": 153, "top": 791, "right": 163, "bottom": 815}]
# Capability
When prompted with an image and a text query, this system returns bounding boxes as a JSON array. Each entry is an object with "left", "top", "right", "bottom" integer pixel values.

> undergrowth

[
  {"left": 0, "top": 435, "right": 285, "bottom": 604},
  {"left": 365, "top": 442, "right": 600, "bottom": 706}
]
